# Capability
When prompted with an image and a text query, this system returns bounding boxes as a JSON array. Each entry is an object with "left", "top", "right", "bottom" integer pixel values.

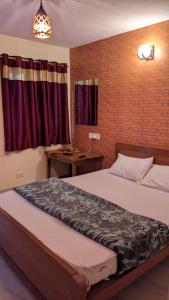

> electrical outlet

[
  {"left": 89, "top": 133, "right": 101, "bottom": 140},
  {"left": 16, "top": 170, "right": 24, "bottom": 178}
]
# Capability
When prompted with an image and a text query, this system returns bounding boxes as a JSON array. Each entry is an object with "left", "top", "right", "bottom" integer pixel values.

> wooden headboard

[{"left": 115, "top": 143, "right": 169, "bottom": 166}]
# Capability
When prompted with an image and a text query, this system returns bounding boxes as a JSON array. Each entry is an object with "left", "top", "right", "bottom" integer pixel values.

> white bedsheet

[{"left": 0, "top": 169, "right": 169, "bottom": 287}]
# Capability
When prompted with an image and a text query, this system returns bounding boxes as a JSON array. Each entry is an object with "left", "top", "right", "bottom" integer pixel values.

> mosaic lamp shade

[{"left": 32, "top": 0, "right": 52, "bottom": 39}]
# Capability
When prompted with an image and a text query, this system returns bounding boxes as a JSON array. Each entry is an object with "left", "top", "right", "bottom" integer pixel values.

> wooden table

[{"left": 45, "top": 150, "right": 104, "bottom": 177}]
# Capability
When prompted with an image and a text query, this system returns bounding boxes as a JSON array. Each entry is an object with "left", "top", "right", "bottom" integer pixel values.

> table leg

[
  {"left": 72, "top": 164, "right": 77, "bottom": 177},
  {"left": 48, "top": 159, "right": 51, "bottom": 178}
]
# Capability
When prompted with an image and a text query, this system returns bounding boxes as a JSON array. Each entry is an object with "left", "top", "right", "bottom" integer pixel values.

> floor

[
  {"left": 0, "top": 254, "right": 35, "bottom": 300},
  {"left": 0, "top": 254, "right": 169, "bottom": 300}
]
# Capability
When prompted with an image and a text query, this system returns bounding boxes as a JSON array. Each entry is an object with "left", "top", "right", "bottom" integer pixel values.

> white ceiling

[{"left": 0, "top": 0, "right": 169, "bottom": 48}]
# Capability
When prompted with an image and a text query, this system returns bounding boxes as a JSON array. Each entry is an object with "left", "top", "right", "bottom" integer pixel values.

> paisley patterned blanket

[{"left": 14, "top": 177, "right": 169, "bottom": 276}]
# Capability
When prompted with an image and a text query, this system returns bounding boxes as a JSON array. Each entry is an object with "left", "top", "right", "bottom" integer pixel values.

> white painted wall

[{"left": 0, "top": 34, "right": 70, "bottom": 190}]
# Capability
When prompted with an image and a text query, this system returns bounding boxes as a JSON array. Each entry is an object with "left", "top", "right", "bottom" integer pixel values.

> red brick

[{"left": 70, "top": 20, "right": 169, "bottom": 168}]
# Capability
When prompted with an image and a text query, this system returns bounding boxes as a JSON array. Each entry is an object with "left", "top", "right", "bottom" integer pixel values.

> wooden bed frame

[{"left": 1, "top": 143, "right": 169, "bottom": 300}]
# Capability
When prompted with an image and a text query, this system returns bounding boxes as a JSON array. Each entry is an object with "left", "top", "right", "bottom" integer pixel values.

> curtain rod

[{"left": 0, "top": 54, "right": 67, "bottom": 65}]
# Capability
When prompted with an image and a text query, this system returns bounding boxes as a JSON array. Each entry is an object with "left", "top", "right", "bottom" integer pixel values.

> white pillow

[
  {"left": 141, "top": 164, "right": 169, "bottom": 192},
  {"left": 109, "top": 153, "right": 153, "bottom": 182}
]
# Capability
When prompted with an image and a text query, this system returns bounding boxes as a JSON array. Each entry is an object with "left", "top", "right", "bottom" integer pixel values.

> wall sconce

[{"left": 137, "top": 45, "right": 154, "bottom": 60}]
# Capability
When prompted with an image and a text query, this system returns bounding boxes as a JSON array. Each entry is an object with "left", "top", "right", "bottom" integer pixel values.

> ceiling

[{"left": 0, "top": 0, "right": 169, "bottom": 48}]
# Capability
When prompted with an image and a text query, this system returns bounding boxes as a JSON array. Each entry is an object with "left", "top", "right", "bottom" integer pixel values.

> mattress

[{"left": 0, "top": 169, "right": 169, "bottom": 288}]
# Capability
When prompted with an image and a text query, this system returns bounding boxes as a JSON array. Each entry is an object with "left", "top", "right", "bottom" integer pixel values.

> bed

[{"left": 0, "top": 143, "right": 169, "bottom": 300}]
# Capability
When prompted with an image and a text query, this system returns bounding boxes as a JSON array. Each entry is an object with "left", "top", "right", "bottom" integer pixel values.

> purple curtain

[
  {"left": 75, "top": 79, "right": 98, "bottom": 125},
  {"left": 0, "top": 54, "right": 70, "bottom": 151}
]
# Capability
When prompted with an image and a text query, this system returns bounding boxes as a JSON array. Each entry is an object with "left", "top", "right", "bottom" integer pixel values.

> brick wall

[{"left": 70, "top": 20, "right": 169, "bottom": 168}]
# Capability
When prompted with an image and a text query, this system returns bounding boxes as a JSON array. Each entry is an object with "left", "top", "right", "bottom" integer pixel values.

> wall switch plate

[
  {"left": 89, "top": 133, "right": 101, "bottom": 140},
  {"left": 16, "top": 170, "right": 24, "bottom": 178}
]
